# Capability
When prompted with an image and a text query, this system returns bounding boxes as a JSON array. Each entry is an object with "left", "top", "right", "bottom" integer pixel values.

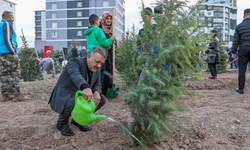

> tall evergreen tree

[{"left": 116, "top": 0, "right": 208, "bottom": 146}]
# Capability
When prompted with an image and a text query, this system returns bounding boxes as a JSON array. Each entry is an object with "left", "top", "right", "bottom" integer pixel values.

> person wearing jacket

[
  {"left": 71, "top": 46, "right": 78, "bottom": 58},
  {"left": 80, "top": 46, "right": 87, "bottom": 57},
  {"left": 84, "top": 14, "right": 115, "bottom": 86},
  {"left": 206, "top": 29, "right": 221, "bottom": 79},
  {"left": 40, "top": 58, "right": 56, "bottom": 80},
  {"left": 99, "top": 12, "right": 117, "bottom": 95},
  {"left": 231, "top": 9, "right": 250, "bottom": 94},
  {"left": 0, "top": 11, "right": 27, "bottom": 102},
  {"left": 49, "top": 46, "right": 107, "bottom": 136}
]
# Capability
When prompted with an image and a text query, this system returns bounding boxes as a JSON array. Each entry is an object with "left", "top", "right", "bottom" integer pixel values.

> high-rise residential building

[
  {"left": 199, "top": 0, "right": 237, "bottom": 7},
  {"left": 198, "top": 0, "right": 237, "bottom": 48},
  {"left": 35, "top": 0, "right": 125, "bottom": 54},
  {"left": 35, "top": 10, "right": 46, "bottom": 48},
  {"left": 0, "top": 0, "right": 17, "bottom": 30}
]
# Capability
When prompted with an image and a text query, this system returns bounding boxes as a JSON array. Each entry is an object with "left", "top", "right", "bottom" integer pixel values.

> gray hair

[
  {"left": 89, "top": 46, "right": 106, "bottom": 58},
  {"left": 2, "top": 11, "right": 13, "bottom": 19}
]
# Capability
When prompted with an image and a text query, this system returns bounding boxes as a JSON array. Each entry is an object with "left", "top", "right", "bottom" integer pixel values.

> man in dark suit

[
  {"left": 49, "top": 46, "right": 106, "bottom": 136},
  {"left": 71, "top": 46, "right": 78, "bottom": 58},
  {"left": 232, "top": 9, "right": 250, "bottom": 94}
]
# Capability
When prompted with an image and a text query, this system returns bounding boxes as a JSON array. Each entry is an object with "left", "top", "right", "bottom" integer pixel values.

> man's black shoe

[
  {"left": 236, "top": 88, "right": 244, "bottom": 94},
  {"left": 71, "top": 119, "right": 92, "bottom": 132},
  {"left": 57, "top": 123, "right": 75, "bottom": 136}
]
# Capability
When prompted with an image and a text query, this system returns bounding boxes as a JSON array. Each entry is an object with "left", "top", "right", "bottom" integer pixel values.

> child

[{"left": 84, "top": 14, "right": 115, "bottom": 84}]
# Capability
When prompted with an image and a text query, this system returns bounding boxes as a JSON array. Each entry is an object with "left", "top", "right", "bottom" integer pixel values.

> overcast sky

[{"left": 10, "top": 0, "right": 248, "bottom": 48}]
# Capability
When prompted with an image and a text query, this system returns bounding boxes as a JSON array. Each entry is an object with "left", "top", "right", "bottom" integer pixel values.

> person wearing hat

[{"left": 232, "top": 8, "right": 250, "bottom": 94}]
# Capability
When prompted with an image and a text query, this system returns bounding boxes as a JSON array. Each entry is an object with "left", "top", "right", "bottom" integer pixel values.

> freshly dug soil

[{"left": 0, "top": 68, "right": 250, "bottom": 150}]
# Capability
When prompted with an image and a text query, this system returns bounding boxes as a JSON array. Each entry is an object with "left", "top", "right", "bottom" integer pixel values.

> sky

[{"left": 9, "top": 0, "right": 248, "bottom": 48}]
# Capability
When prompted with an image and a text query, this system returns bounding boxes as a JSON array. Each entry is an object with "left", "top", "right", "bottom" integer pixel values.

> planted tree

[
  {"left": 116, "top": 0, "right": 208, "bottom": 147},
  {"left": 19, "top": 29, "right": 41, "bottom": 81},
  {"left": 217, "top": 40, "right": 229, "bottom": 73}
]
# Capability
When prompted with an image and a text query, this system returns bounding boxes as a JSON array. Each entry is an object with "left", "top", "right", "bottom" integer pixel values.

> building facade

[
  {"left": 0, "top": 0, "right": 17, "bottom": 30},
  {"left": 199, "top": 0, "right": 237, "bottom": 48},
  {"left": 35, "top": 0, "right": 125, "bottom": 54}
]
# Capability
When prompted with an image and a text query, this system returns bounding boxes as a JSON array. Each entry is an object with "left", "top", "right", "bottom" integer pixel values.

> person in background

[
  {"left": 40, "top": 58, "right": 55, "bottom": 80},
  {"left": 84, "top": 14, "right": 115, "bottom": 86},
  {"left": 206, "top": 29, "right": 221, "bottom": 79},
  {"left": 227, "top": 48, "right": 238, "bottom": 69},
  {"left": 0, "top": 11, "right": 27, "bottom": 101},
  {"left": 99, "top": 12, "right": 116, "bottom": 96},
  {"left": 71, "top": 46, "right": 78, "bottom": 58},
  {"left": 80, "top": 46, "right": 87, "bottom": 57},
  {"left": 58, "top": 53, "right": 63, "bottom": 66},
  {"left": 231, "top": 9, "right": 250, "bottom": 94}
]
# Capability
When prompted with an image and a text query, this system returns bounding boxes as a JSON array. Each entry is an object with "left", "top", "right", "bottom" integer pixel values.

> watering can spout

[{"left": 89, "top": 114, "right": 107, "bottom": 122}]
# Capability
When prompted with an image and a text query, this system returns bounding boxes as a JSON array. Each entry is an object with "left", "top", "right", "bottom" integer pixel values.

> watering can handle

[{"left": 75, "top": 90, "right": 95, "bottom": 106}]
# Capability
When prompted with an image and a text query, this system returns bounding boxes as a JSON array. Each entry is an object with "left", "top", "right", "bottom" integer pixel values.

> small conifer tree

[
  {"left": 116, "top": 0, "right": 208, "bottom": 146},
  {"left": 217, "top": 40, "right": 229, "bottom": 73},
  {"left": 19, "top": 29, "right": 41, "bottom": 81}
]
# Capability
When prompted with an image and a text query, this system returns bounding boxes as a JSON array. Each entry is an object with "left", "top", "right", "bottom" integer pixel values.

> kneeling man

[{"left": 49, "top": 46, "right": 106, "bottom": 136}]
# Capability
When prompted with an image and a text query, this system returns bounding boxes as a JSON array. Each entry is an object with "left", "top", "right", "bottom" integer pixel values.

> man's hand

[
  {"left": 232, "top": 54, "right": 237, "bottom": 59},
  {"left": 13, "top": 54, "right": 19, "bottom": 62},
  {"left": 82, "top": 88, "right": 94, "bottom": 103},
  {"left": 93, "top": 91, "right": 101, "bottom": 108}
]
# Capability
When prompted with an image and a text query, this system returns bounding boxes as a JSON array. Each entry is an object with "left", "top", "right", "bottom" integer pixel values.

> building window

[
  {"left": 208, "top": 23, "right": 212, "bottom": 27},
  {"left": 77, "top": 2, "right": 82, "bottom": 7},
  {"left": 213, "top": 24, "right": 223, "bottom": 27},
  {"left": 207, "top": 6, "right": 212, "bottom": 10},
  {"left": 52, "top": 4, "right": 57, "bottom": 9},
  {"left": 103, "top": 1, "right": 109, "bottom": 7},
  {"left": 200, "top": 11, "right": 204, "bottom": 16},
  {"left": 213, "top": 19, "right": 223, "bottom": 23},
  {"left": 52, "top": 22, "right": 57, "bottom": 28},
  {"left": 52, "top": 13, "right": 57, "bottom": 19},
  {"left": 103, "top": 11, "right": 109, "bottom": 14},
  {"left": 213, "top": 7, "right": 223, "bottom": 11},
  {"left": 214, "top": 12, "right": 223, "bottom": 18},
  {"left": 10, "top": 4, "right": 12, "bottom": 8},
  {"left": 77, "top": 11, "right": 82, "bottom": 17},
  {"left": 207, "top": 12, "right": 212, "bottom": 16},
  {"left": 52, "top": 32, "right": 57, "bottom": 38},
  {"left": 77, "top": 31, "right": 82, "bottom": 36},
  {"left": 225, "top": 7, "right": 228, "bottom": 12},
  {"left": 36, "top": 22, "right": 41, "bottom": 27},
  {"left": 77, "top": 21, "right": 82, "bottom": 26},
  {"left": 77, "top": 46, "right": 82, "bottom": 50}
]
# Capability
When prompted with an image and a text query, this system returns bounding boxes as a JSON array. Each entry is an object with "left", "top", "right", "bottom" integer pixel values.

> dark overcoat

[
  {"left": 49, "top": 56, "right": 102, "bottom": 114},
  {"left": 207, "top": 36, "right": 221, "bottom": 64}
]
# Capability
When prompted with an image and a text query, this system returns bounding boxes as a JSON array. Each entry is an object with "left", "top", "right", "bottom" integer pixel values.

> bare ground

[{"left": 0, "top": 68, "right": 250, "bottom": 150}]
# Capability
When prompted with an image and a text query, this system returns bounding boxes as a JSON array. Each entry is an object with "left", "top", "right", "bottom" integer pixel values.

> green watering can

[{"left": 71, "top": 90, "right": 107, "bottom": 126}]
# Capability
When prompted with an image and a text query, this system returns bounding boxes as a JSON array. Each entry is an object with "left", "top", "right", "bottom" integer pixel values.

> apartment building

[
  {"left": 199, "top": 0, "right": 237, "bottom": 48},
  {"left": 35, "top": 0, "right": 125, "bottom": 54},
  {"left": 0, "top": 0, "right": 17, "bottom": 30}
]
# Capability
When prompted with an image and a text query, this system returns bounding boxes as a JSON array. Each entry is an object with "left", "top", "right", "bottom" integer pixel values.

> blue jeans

[{"left": 100, "top": 62, "right": 106, "bottom": 86}]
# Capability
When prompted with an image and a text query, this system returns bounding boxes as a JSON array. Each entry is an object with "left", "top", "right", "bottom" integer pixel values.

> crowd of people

[{"left": 0, "top": 6, "right": 250, "bottom": 136}]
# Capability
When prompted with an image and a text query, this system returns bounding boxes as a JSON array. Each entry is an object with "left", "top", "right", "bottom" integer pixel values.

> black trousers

[
  {"left": 57, "top": 94, "right": 106, "bottom": 125},
  {"left": 238, "top": 46, "right": 250, "bottom": 90},
  {"left": 208, "top": 63, "right": 217, "bottom": 77}
]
